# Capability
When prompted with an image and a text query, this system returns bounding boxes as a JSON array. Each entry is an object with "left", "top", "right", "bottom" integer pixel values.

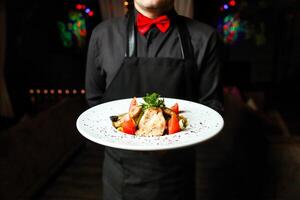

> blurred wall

[
  {"left": 0, "top": 0, "right": 14, "bottom": 118},
  {"left": 99, "top": 0, "right": 194, "bottom": 20}
]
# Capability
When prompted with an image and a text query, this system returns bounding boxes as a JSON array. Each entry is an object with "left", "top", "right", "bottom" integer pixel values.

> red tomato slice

[
  {"left": 168, "top": 113, "right": 180, "bottom": 134},
  {"left": 170, "top": 103, "right": 179, "bottom": 114},
  {"left": 122, "top": 118, "right": 136, "bottom": 135}
]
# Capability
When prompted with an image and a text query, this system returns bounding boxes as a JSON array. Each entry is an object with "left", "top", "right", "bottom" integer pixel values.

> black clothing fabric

[
  {"left": 85, "top": 12, "right": 223, "bottom": 113},
  {"left": 103, "top": 148, "right": 196, "bottom": 200},
  {"left": 100, "top": 11, "right": 197, "bottom": 200},
  {"left": 85, "top": 9, "right": 223, "bottom": 200}
]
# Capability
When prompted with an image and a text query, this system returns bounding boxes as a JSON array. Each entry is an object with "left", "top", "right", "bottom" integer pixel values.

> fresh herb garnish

[{"left": 141, "top": 93, "right": 165, "bottom": 111}]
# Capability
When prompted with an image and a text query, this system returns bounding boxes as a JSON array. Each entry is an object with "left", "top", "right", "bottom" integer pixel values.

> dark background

[
  {"left": 4, "top": 0, "right": 101, "bottom": 118},
  {"left": 3, "top": 0, "right": 299, "bottom": 120}
]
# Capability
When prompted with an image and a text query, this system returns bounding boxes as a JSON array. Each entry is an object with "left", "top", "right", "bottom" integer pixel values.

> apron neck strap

[
  {"left": 126, "top": 9, "right": 137, "bottom": 58},
  {"left": 125, "top": 10, "right": 194, "bottom": 60}
]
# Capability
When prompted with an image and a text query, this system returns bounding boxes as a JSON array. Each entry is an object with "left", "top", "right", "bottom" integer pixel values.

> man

[{"left": 85, "top": 0, "right": 223, "bottom": 199}]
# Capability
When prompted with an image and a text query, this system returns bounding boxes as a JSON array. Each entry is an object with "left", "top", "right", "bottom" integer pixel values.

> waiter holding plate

[{"left": 85, "top": 0, "right": 223, "bottom": 199}]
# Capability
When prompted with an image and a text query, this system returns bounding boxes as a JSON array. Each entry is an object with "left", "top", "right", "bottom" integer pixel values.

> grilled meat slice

[
  {"left": 136, "top": 108, "right": 166, "bottom": 136},
  {"left": 111, "top": 106, "right": 142, "bottom": 129},
  {"left": 129, "top": 105, "right": 142, "bottom": 119}
]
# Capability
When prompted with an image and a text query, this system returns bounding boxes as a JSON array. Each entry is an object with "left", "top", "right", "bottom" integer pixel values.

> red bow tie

[{"left": 136, "top": 13, "right": 170, "bottom": 35}]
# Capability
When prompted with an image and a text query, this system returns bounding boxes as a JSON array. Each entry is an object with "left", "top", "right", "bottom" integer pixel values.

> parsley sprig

[{"left": 141, "top": 93, "right": 165, "bottom": 111}]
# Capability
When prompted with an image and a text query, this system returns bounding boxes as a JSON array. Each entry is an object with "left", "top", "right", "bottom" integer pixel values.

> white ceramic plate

[{"left": 76, "top": 98, "right": 224, "bottom": 151}]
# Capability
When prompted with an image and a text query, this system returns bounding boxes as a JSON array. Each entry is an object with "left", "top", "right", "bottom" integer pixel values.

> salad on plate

[{"left": 110, "top": 93, "right": 188, "bottom": 136}]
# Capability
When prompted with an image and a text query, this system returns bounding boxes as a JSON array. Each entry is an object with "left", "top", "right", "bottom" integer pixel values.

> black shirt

[{"left": 85, "top": 11, "right": 223, "bottom": 112}]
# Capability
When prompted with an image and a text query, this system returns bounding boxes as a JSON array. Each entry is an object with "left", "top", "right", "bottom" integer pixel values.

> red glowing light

[
  {"left": 44, "top": 89, "right": 48, "bottom": 94},
  {"left": 76, "top": 4, "right": 82, "bottom": 10},
  {"left": 88, "top": 11, "right": 94, "bottom": 17},
  {"left": 72, "top": 89, "right": 77, "bottom": 94},
  {"left": 50, "top": 89, "right": 55, "bottom": 94},
  {"left": 229, "top": 0, "right": 236, "bottom": 7},
  {"left": 80, "top": 89, "right": 85, "bottom": 94},
  {"left": 58, "top": 89, "right": 63, "bottom": 95}
]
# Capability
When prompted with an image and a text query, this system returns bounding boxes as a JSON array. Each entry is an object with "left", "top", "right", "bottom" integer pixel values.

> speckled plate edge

[{"left": 76, "top": 98, "right": 224, "bottom": 151}]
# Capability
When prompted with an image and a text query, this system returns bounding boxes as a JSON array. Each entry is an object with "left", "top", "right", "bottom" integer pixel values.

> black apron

[{"left": 102, "top": 11, "right": 198, "bottom": 200}]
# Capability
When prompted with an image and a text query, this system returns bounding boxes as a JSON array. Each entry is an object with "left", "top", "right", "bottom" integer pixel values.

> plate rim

[{"left": 76, "top": 97, "right": 224, "bottom": 151}]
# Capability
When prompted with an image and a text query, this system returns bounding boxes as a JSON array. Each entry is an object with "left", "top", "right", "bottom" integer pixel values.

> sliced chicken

[
  {"left": 136, "top": 108, "right": 166, "bottom": 137},
  {"left": 129, "top": 105, "right": 142, "bottom": 119},
  {"left": 112, "top": 106, "right": 142, "bottom": 128}
]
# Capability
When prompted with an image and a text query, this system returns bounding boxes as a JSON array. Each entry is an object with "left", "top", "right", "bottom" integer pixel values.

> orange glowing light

[
  {"left": 36, "top": 89, "right": 41, "bottom": 94},
  {"left": 65, "top": 89, "right": 70, "bottom": 94},
  {"left": 29, "top": 89, "right": 34, "bottom": 94},
  {"left": 44, "top": 89, "right": 48, "bottom": 94},
  {"left": 124, "top": 1, "right": 129, "bottom": 6},
  {"left": 72, "top": 89, "right": 77, "bottom": 94}
]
